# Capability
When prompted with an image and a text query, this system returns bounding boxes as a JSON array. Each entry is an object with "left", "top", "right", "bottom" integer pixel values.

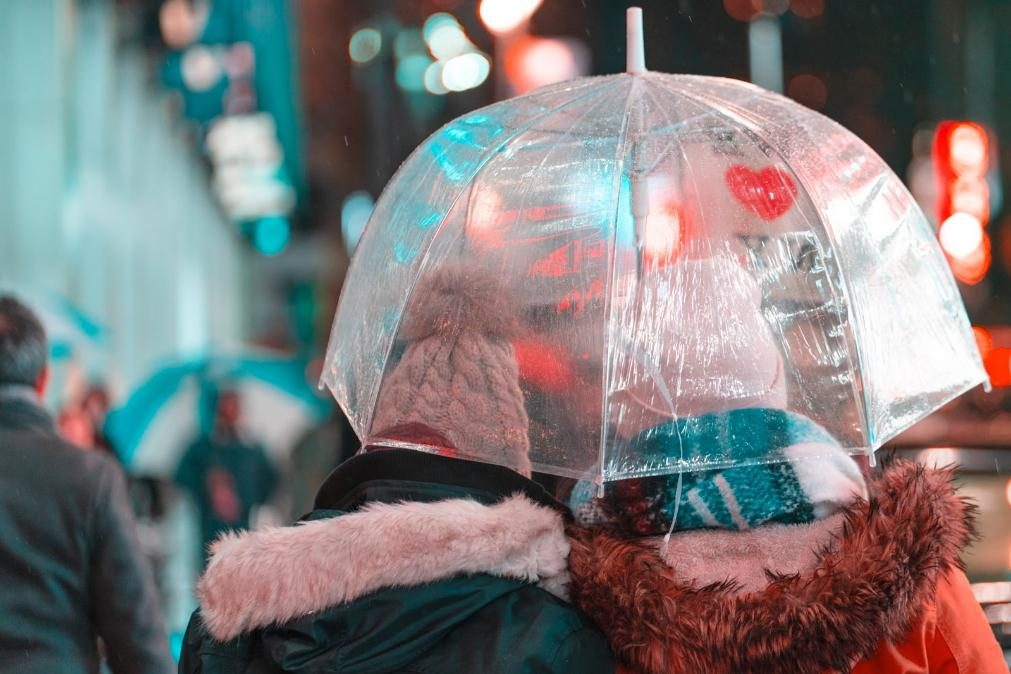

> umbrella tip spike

[{"left": 626, "top": 7, "right": 646, "bottom": 74}]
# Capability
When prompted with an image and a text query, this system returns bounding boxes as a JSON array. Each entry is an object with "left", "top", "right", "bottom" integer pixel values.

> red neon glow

[
  {"left": 973, "top": 326, "right": 993, "bottom": 359},
  {"left": 950, "top": 177, "right": 990, "bottom": 224},
  {"left": 932, "top": 121, "right": 991, "bottom": 223},
  {"left": 949, "top": 123, "right": 989, "bottom": 177},
  {"left": 947, "top": 230, "right": 991, "bottom": 285},
  {"left": 983, "top": 347, "right": 1011, "bottom": 388},
  {"left": 512, "top": 338, "right": 576, "bottom": 392},
  {"left": 528, "top": 237, "right": 606, "bottom": 278}
]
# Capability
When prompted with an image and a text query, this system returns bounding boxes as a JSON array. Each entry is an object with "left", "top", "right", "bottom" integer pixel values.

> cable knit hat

[{"left": 370, "top": 265, "right": 532, "bottom": 476}]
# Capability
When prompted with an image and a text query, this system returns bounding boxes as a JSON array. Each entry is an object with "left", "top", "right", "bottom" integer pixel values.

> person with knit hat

[
  {"left": 178, "top": 265, "right": 614, "bottom": 674},
  {"left": 564, "top": 255, "right": 1005, "bottom": 674}
]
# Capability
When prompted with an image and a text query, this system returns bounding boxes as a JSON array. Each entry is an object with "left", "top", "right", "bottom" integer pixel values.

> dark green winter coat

[{"left": 179, "top": 448, "right": 614, "bottom": 674}]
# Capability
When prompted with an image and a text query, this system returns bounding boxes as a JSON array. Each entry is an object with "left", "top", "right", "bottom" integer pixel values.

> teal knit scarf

[{"left": 571, "top": 408, "right": 862, "bottom": 535}]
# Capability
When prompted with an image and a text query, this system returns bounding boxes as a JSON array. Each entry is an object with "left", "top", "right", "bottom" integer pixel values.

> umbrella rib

[{"left": 597, "top": 75, "right": 641, "bottom": 486}]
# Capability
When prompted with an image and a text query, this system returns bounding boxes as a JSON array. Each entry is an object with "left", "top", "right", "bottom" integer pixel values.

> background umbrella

[
  {"left": 323, "top": 8, "right": 985, "bottom": 484},
  {"left": 2, "top": 287, "right": 106, "bottom": 361},
  {"left": 106, "top": 352, "right": 331, "bottom": 476}
]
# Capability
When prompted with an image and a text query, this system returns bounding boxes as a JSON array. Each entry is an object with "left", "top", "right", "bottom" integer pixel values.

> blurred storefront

[{"left": 0, "top": 0, "right": 249, "bottom": 399}]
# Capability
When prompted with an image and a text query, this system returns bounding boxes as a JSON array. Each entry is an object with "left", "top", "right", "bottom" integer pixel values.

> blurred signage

[
  {"left": 207, "top": 114, "right": 295, "bottom": 222},
  {"left": 933, "top": 121, "right": 996, "bottom": 285},
  {"left": 158, "top": 0, "right": 301, "bottom": 255}
]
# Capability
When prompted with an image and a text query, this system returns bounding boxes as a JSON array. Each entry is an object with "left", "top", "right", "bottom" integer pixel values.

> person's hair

[{"left": 0, "top": 295, "right": 48, "bottom": 386}]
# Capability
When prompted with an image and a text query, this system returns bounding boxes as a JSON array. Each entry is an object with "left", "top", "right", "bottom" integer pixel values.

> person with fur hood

[
  {"left": 178, "top": 266, "right": 614, "bottom": 674},
  {"left": 564, "top": 258, "right": 1007, "bottom": 674}
]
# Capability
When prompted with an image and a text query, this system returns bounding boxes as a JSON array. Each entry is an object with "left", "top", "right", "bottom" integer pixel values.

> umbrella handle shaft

[{"left": 627, "top": 7, "right": 646, "bottom": 74}]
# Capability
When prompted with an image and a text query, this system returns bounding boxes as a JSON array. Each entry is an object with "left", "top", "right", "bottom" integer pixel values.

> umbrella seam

[{"left": 597, "top": 74, "right": 640, "bottom": 487}]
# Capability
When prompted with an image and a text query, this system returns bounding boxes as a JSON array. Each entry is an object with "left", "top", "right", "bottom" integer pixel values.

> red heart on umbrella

[{"left": 725, "top": 165, "right": 798, "bottom": 221}]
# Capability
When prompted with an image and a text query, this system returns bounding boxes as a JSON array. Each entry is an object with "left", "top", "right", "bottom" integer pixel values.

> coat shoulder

[
  {"left": 933, "top": 569, "right": 1007, "bottom": 674},
  {"left": 412, "top": 584, "right": 615, "bottom": 674}
]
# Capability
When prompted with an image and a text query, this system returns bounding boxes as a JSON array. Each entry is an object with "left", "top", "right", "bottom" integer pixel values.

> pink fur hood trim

[{"left": 197, "top": 494, "right": 570, "bottom": 641}]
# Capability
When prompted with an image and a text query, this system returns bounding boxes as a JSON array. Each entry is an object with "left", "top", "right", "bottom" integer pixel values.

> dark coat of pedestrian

[
  {"left": 0, "top": 296, "right": 174, "bottom": 674},
  {"left": 181, "top": 447, "right": 613, "bottom": 674}
]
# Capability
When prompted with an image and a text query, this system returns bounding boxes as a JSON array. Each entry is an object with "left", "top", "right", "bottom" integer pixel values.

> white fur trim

[
  {"left": 197, "top": 495, "right": 569, "bottom": 641},
  {"left": 784, "top": 443, "right": 868, "bottom": 519}
]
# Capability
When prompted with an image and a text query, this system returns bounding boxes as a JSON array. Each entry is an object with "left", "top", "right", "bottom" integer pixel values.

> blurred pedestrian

[
  {"left": 174, "top": 388, "right": 277, "bottom": 560},
  {"left": 0, "top": 295, "right": 173, "bottom": 674},
  {"left": 82, "top": 383, "right": 116, "bottom": 456},
  {"left": 179, "top": 266, "right": 613, "bottom": 673},
  {"left": 58, "top": 401, "right": 96, "bottom": 448},
  {"left": 562, "top": 259, "right": 1005, "bottom": 674}
]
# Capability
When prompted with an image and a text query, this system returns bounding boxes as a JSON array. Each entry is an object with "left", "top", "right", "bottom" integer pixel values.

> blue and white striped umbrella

[{"left": 106, "top": 353, "right": 332, "bottom": 476}]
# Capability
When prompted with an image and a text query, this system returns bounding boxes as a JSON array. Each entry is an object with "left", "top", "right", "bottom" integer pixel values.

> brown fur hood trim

[{"left": 567, "top": 460, "right": 976, "bottom": 674}]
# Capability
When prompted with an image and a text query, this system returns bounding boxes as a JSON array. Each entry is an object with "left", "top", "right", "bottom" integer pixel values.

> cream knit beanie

[{"left": 370, "top": 265, "right": 532, "bottom": 476}]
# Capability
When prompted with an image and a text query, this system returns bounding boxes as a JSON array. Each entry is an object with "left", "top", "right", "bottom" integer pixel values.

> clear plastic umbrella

[{"left": 323, "top": 9, "right": 986, "bottom": 484}]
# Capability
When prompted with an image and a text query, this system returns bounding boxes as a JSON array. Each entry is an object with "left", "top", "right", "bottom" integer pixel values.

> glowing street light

[
  {"left": 441, "top": 53, "right": 491, "bottom": 92},
  {"left": 939, "top": 212, "right": 984, "bottom": 260},
  {"left": 479, "top": 0, "right": 544, "bottom": 35}
]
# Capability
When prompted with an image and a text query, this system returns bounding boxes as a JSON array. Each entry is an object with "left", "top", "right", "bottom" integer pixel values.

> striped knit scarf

[{"left": 571, "top": 408, "right": 867, "bottom": 535}]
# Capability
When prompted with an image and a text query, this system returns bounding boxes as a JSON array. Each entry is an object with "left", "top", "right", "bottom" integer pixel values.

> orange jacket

[
  {"left": 853, "top": 568, "right": 1006, "bottom": 674},
  {"left": 569, "top": 462, "right": 1008, "bottom": 674}
]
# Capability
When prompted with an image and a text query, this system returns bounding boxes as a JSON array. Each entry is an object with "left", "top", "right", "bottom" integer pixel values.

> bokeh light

[
  {"left": 252, "top": 215, "right": 290, "bottom": 256},
  {"left": 754, "top": 0, "right": 790, "bottom": 15},
  {"left": 441, "top": 53, "right": 490, "bottom": 91},
  {"left": 341, "top": 191, "right": 374, "bottom": 254},
  {"left": 349, "top": 27, "right": 382, "bottom": 64},
  {"left": 423, "top": 13, "right": 458, "bottom": 42},
  {"left": 504, "top": 37, "right": 587, "bottom": 94},
  {"left": 423, "top": 14, "right": 469, "bottom": 61},
  {"left": 642, "top": 202, "right": 684, "bottom": 267},
  {"left": 724, "top": 0, "right": 759, "bottom": 21},
  {"left": 951, "top": 177, "right": 990, "bottom": 223},
  {"left": 396, "top": 54, "right": 433, "bottom": 92},
  {"left": 159, "top": 0, "right": 206, "bottom": 49},
  {"left": 479, "top": 0, "right": 544, "bottom": 35},
  {"left": 424, "top": 62, "right": 450, "bottom": 95},
  {"left": 939, "top": 212, "right": 984, "bottom": 260},
  {"left": 790, "top": 0, "right": 825, "bottom": 19},
  {"left": 949, "top": 123, "right": 989, "bottom": 177},
  {"left": 973, "top": 326, "right": 994, "bottom": 359},
  {"left": 787, "top": 73, "right": 828, "bottom": 110},
  {"left": 181, "top": 46, "right": 222, "bottom": 92}
]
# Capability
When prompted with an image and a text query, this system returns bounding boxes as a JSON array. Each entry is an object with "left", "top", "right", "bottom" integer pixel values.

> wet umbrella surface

[{"left": 323, "top": 9, "right": 986, "bottom": 484}]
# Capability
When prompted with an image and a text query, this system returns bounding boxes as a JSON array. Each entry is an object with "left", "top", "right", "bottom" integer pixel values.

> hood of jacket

[
  {"left": 567, "top": 460, "right": 976, "bottom": 674},
  {"left": 195, "top": 448, "right": 572, "bottom": 673}
]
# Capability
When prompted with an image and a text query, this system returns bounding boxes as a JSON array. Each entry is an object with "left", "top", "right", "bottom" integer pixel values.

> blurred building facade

[{"left": 0, "top": 0, "right": 249, "bottom": 397}]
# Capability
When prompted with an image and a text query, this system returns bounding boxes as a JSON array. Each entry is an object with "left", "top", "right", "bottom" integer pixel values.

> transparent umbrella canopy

[{"left": 323, "top": 9, "right": 986, "bottom": 483}]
